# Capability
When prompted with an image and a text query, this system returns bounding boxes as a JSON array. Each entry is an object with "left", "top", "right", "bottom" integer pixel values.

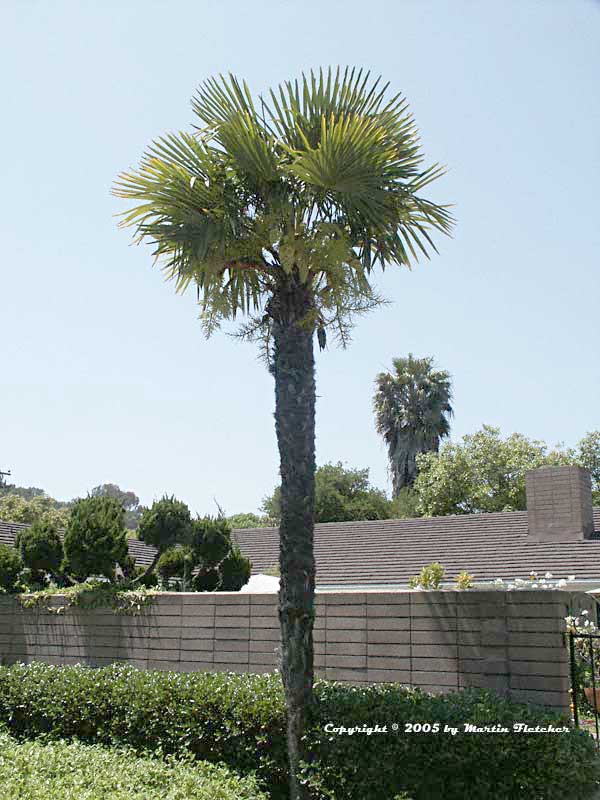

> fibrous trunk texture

[{"left": 271, "top": 274, "right": 317, "bottom": 800}]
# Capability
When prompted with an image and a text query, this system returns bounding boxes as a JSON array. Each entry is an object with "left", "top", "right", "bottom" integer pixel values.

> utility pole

[{"left": 0, "top": 468, "right": 11, "bottom": 488}]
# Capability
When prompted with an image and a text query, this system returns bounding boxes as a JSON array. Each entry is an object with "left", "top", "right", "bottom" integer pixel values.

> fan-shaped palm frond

[{"left": 113, "top": 67, "right": 453, "bottom": 338}]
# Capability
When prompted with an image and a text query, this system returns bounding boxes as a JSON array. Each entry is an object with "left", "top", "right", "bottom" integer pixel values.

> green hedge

[
  {"left": 0, "top": 728, "right": 267, "bottom": 800},
  {"left": 0, "top": 663, "right": 289, "bottom": 795},
  {"left": 0, "top": 663, "right": 598, "bottom": 800}
]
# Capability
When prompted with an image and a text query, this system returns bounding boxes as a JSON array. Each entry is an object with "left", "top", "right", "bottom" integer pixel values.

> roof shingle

[
  {"left": 3, "top": 509, "right": 600, "bottom": 588},
  {"left": 232, "top": 508, "right": 600, "bottom": 587}
]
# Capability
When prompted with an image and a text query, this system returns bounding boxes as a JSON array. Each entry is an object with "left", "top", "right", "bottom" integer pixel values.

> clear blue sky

[{"left": 1, "top": 0, "right": 599, "bottom": 515}]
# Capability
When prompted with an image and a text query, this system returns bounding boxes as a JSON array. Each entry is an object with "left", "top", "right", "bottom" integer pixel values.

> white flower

[
  {"left": 568, "top": 575, "right": 575, "bottom": 582},
  {"left": 545, "top": 572, "right": 553, "bottom": 580},
  {"left": 585, "top": 620, "right": 590, "bottom": 627},
  {"left": 515, "top": 578, "right": 526, "bottom": 586},
  {"left": 529, "top": 571, "right": 538, "bottom": 578},
  {"left": 558, "top": 579, "right": 567, "bottom": 587},
  {"left": 531, "top": 583, "right": 539, "bottom": 588},
  {"left": 494, "top": 578, "right": 504, "bottom": 585}
]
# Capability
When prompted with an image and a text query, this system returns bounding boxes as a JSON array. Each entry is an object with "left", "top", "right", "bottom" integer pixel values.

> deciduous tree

[
  {"left": 0, "top": 494, "right": 70, "bottom": 528},
  {"left": 414, "top": 425, "right": 575, "bottom": 516},
  {"left": 262, "top": 462, "right": 393, "bottom": 523}
]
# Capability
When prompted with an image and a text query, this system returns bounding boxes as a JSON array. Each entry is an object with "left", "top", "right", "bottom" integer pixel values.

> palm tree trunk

[{"left": 271, "top": 275, "right": 317, "bottom": 800}]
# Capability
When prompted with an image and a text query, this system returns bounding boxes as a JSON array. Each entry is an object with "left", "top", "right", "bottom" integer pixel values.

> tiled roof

[
  {"left": 4, "top": 510, "right": 600, "bottom": 588},
  {"left": 232, "top": 509, "right": 600, "bottom": 587},
  {"left": 0, "top": 521, "right": 157, "bottom": 568}
]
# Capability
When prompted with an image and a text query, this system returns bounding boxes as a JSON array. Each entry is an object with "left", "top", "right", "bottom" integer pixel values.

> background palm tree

[
  {"left": 374, "top": 354, "right": 453, "bottom": 496},
  {"left": 113, "top": 68, "right": 452, "bottom": 799}
]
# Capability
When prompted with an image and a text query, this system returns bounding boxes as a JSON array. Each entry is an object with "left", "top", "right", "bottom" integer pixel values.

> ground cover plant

[
  {"left": 0, "top": 663, "right": 598, "bottom": 800},
  {"left": 0, "top": 727, "right": 267, "bottom": 800}
]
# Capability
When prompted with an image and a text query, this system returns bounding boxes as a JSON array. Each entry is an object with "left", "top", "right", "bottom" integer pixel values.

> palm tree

[
  {"left": 113, "top": 68, "right": 452, "bottom": 800},
  {"left": 374, "top": 354, "right": 453, "bottom": 496}
]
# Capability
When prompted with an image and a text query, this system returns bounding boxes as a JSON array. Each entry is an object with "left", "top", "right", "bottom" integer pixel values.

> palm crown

[
  {"left": 374, "top": 354, "right": 453, "bottom": 495},
  {"left": 113, "top": 67, "right": 453, "bottom": 344}
]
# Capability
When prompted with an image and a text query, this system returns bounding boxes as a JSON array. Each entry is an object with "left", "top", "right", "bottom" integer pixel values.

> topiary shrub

[
  {"left": 15, "top": 520, "right": 63, "bottom": 584},
  {"left": 63, "top": 496, "right": 128, "bottom": 581},
  {"left": 192, "top": 569, "right": 221, "bottom": 592},
  {"left": 190, "top": 517, "right": 251, "bottom": 592},
  {"left": 137, "top": 496, "right": 191, "bottom": 580},
  {"left": 190, "top": 516, "right": 231, "bottom": 566},
  {"left": 220, "top": 545, "right": 252, "bottom": 591},
  {"left": 0, "top": 544, "right": 22, "bottom": 592},
  {"left": 156, "top": 547, "right": 194, "bottom": 588},
  {"left": 134, "top": 510, "right": 250, "bottom": 592}
]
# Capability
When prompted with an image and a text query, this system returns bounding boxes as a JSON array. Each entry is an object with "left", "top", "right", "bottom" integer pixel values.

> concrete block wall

[{"left": 0, "top": 590, "right": 593, "bottom": 713}]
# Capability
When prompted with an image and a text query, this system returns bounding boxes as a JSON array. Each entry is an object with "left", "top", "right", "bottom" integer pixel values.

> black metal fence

[{"left": 569, "top": 631, "right": 600, "bottom": 743}]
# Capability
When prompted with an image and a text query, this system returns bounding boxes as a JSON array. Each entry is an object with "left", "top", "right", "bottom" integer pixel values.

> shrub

[
  {"left": 0, "top": 663, "right": 289, "bottom": 797},
  {"left": 18, "top": 580, "right": 156, "bottom": 615},
  {"left": 0, "top": 544, "right": 22, "bottom": 591},
  {"left": 63, "top": 496, "right": 128, "bottom": 580},
  {"left": 156, "top": 547, "right": 186, "bottom": 581},
  {"left": 16, "top": 519, "right": 63, "bottom": 582},
  {"left": 190, "top": 517, "right": 251, "bottom": 592},
  {"left": 408, "top": 562, "right": 445, "bottom": 589},
  {"left": 0, "top": 729, "right": 267, "bottom": 800},
  {"left": 304, "top": 682, "right": 600, "bottom": 800},
  {"left": 190, "top": 516, "right": 232, "bottom": 567},
  {"left": 455, "top": 570, "right": 474, "bottom": 590},
  {"left": 192, "top": 569, "right": 221, "bottom": 592},
  {"left": 220, "top": 545, "right": 252, "bottom": 591},
  {"left": 0, "top": 663, "right": 598, "bottom": 800},
  {"left": 156, "top": 547, "right": 194, "bottom": 589},
  {"left": 138, "top": 496, "right": 191, "bottom": 555}
]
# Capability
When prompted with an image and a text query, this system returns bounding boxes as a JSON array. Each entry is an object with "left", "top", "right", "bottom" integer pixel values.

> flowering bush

[
  {"left": 565, "top": 609, "right": 600, "bottom": 704},
  {"left": 492, "top": 572, "right": 576, "bottom": 591}
]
